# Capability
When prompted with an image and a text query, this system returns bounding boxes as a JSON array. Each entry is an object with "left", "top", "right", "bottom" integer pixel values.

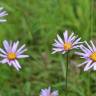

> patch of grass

[{"left": 0, "top": 0, "right": 95, "bottom": 96}]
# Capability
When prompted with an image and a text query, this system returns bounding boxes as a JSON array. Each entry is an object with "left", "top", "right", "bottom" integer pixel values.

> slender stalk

[
  {"left": 88, "top": 71, "right": 91, "bottom": 96},
  {"left": 65, "top": 51, "right": 69, "bottom": 96}
]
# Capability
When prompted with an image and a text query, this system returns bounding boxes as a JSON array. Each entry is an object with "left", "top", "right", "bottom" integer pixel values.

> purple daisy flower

[
  {"left": 0, "top": 7, "right": 8, "bottom": 22},
  {"left": 0, "top": 40, "right": 29, "bottom": 70},
  {"left": 52, "top": 30, "right": 81, "bottom": 54},
  {"left": 40, "top": 87, "right": 58, "bottom": 96},
  {"left": 76, "top": 40, "right": 96, "bottom": 71}
]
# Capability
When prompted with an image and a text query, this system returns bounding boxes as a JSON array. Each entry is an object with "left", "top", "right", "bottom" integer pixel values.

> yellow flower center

[
  {"left": 89, "top": 52, "right": 96, "bottom": 62},
  {"left": 64, "top": 42, "right": 72, "bottom": 51},
  {"left": 7, "top": 52, "right": 16, "bottom": 60}
]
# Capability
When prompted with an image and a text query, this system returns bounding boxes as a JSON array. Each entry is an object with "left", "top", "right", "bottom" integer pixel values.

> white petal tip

[{"left": 51, "top": 52, "right": 56, "bottom": 54}]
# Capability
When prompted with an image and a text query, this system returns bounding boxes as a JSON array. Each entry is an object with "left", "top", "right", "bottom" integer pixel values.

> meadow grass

[{"left": 0, "top": 0, "right": 95, "bottom": 96}]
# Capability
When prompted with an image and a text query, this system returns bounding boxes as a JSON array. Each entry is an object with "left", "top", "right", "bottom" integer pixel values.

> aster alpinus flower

[
  {"left": 0, "top": 40, "right": 29, "bottom": 70},
  {"left": 40, "top": 87, "right": 58, "bottom": 96},
  {"left": 76, "top": 40, "right": 96, "bottom": 71},
  {"left": 52, "top": 30, "right": 82, "bottom": 95},
  {"left": 52, "top": 30, "right": 81, "bottom": 54},
  {"left": 0, "top": 7, "right": 8, "bottom": 22}
]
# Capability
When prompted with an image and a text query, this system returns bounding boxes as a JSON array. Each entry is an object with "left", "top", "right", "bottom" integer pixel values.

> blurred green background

[{"left": 0, "top": 0, "right": 95, "bottom": 96}]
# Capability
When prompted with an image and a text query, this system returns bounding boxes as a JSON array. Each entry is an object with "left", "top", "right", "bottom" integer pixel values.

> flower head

[
  {"left": 0, "top": 7, "right": 8, "bottom": 23},
  {"left": 52, "top": 30, "right": 81, "bottom": 54},
  {"left": 0, "top": 40, "right": 29, "bottom": 70},
  {"left": 40, "top": 87, "right": 58, "bottom": 96},
  {"left": 76, "top": 40, "right": 96, "bottom": 71}
]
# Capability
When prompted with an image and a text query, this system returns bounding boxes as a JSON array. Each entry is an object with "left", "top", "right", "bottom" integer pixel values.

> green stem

[
  {"left": 88, "top": 71, "right": 91, "bottom": 96},
  {"left": 65, "top": 51, "right": 69, "bottom": 96}
]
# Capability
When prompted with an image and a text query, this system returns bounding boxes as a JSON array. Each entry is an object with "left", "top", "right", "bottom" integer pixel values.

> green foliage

[{"left": 0, "top": 0, "right": 95, "bottom": 96}]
